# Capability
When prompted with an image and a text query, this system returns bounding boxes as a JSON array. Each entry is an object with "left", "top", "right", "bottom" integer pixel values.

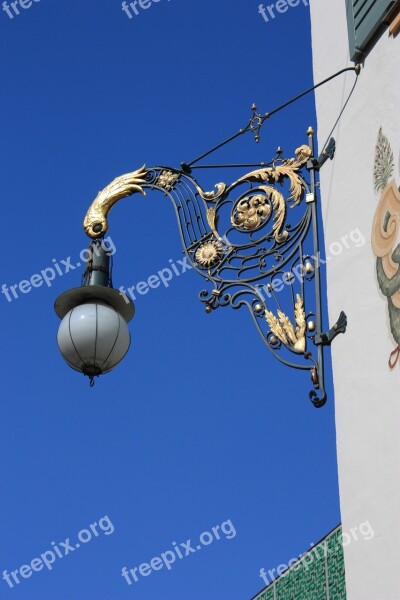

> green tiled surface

[{"left": 253, "top": 526, "right": 346, "bottom": 600}]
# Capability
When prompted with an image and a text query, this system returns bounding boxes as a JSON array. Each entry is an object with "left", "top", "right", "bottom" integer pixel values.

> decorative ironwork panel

[{"left": 83, "top": 130, "right": 347, "bottom": 406}]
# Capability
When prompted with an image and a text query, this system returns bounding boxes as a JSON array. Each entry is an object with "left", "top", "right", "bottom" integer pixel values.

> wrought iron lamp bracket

[{"left": 82, "top": 128, "right": 346, "bottom": 407}]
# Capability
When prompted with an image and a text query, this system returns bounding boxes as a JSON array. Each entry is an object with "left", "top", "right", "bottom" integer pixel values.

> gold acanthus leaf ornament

[
  {"left": 234, "top": 144, "right": 311, "bottom": 206},
  {"left": 196, "top": 183, "right": 227, "bottom": 202},
  {"left": 265, "top": 294, "right": 306, "bottom": 353},
  {"left": 232, "top": 194, "right": 271, "bottom": 230},
  {"left": 206, "top": 208, "right": 221, "bottom": 240},
  {"left": 84, "top": 166, "right": 148, "bottom": 239},
  {"left": 231, "top": 186, "right": 287, "bottom": 243}
]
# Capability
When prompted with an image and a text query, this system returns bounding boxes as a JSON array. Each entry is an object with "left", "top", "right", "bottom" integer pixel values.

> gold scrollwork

[
  {"left": 228, "top": 145, "right": 311, "bottom": 242},
  {"left": 234, "top": 144, "right": 311, "bottom": 206},
  {"left": 231, "top": 193, "right": 271, "bottom": 230},
  {"left": 196, "top": 182, "right": 227, "bottom": 202},
  {"left": 83, "top": 143, "right": 310, "bottom": 241},
  {"left": 265, "top": 294, "right": 306, "bottom": 353},
  {"left": 206, "top": 208, "right": 221, "bottom": 240},
  {"left": 231, "top": 186, "right": 288, "bottom": 243},
  {"left": 84, "top": 166, "right": 148, "bottom": 239}
]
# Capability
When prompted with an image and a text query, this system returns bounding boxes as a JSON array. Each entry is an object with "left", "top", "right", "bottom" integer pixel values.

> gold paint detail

[
  {"left": 196, "top": 183, "right": 227, "bottom": 202},
  {"left": 304, "top": 261, "right": 314, "bottom": 274},
  {"left": 206, "top": 208, "right": 221, "bottom": 240},
  {"left": 231, "top": 192, "right": 271, "bottom": 230},
  {"left": 84, "top": 166, "right": 148, "bottom": 239},
  {"left": 195, "top": 241, "right": 224, "bottom": 268},
  {"left": 311, "top": 367, "right": 319, "bottom": 386},
  {"left": 156, "top": 170, "right": 179, "bottom": 191},
  {"left": 265, "top": 294, "right": 306, "bottom": 353},
  {"left": 234, "top": 144, "right": 311, "bottom": 207},
  {"left": 231, "top": 186, "right": 288, "bottom": 243},
  {"left": 307, "top": 126, "right": 315, "bottom": 136},
  {"left": 307, "top": 320, "right": 316, "bottom": 332},
  {"left": 228, "top": 144, "right": 311, "bottom": 242}
]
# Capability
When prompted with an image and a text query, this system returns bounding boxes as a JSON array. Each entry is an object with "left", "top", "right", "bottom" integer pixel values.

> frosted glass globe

[{"left": 57, "top": 301, "right": 130, "bottom": 377}]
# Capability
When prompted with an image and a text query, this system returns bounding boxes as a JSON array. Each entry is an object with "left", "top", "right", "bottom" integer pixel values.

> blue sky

[{"left": 0, "top": 1, "right": 341, "bottom": 599}]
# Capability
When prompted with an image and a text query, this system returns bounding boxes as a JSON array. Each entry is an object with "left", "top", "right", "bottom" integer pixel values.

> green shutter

[{"left": 347, "top": 0, "right": 395, "bottom": 61}]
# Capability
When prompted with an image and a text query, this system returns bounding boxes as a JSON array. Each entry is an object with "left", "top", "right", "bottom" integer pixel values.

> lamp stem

[{"left": 82, "top": 242, "right": 112, "bottom": 288}]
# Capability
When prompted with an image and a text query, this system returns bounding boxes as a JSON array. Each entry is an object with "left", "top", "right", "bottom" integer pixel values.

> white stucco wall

[{"left": 310, "top": 3, "right": 400, "bottom": 599}]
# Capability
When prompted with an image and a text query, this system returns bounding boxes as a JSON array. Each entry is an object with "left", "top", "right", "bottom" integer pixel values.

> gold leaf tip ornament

[{"left": 84, "top": 166, "right": 148, "bottom": 239}]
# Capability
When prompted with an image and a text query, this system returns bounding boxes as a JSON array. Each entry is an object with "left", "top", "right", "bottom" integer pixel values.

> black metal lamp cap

[{"left": 54, "top": 285, "right": 135, "bottom": 322}]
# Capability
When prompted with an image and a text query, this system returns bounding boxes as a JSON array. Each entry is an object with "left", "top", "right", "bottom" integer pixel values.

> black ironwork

[
  {"left": 68, "top": 67, "right": 361, "bottom": 401},
  {"left": 81, "top": 241, "right": 113, "bottom": 288},
  {"left": 184, "top": 66, "right": 360, "bottom": 169},
  {"left": 133, "top": 133, "right": 346, "bottom": 407}
]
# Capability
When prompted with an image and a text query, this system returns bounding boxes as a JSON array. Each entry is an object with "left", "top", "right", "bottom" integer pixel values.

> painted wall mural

[{"left": 371, "top": 128, "right": 400, "bottom": 368}]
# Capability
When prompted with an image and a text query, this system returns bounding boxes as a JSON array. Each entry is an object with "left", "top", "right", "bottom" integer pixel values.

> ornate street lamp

[
  {"left": 55, "top": 241, "right": 134, "bottom": 383},
  {"left": 55, "top": 67, "right": 359, "bottom": 405}
]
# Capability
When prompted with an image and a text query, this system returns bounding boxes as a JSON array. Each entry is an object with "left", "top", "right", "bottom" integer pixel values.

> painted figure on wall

[{"left": 371, "top": 128, "right": 400, "bottom": 368}]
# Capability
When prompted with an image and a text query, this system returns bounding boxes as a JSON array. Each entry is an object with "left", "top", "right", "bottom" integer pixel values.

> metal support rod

[
  {"left": 190, "top": 162, "right": 272, "bottom": 170},
  {"left": 186, "top": 66, "right": 360, "bottom": 168},
  {"left": 307, "top": 128, "right": 326, "bottom": 407}
]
